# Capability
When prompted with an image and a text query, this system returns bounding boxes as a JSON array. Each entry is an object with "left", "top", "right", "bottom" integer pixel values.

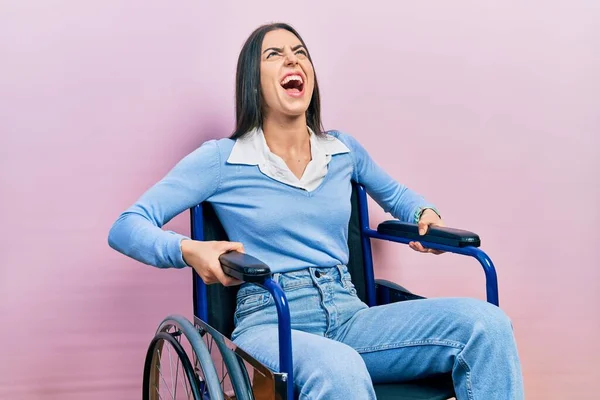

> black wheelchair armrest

[
  {"left": 377, "top": 220, "right": 481, "bottom": 248},
  {"left": 219, "top": 251, "right": 272, "bottom": 283}
]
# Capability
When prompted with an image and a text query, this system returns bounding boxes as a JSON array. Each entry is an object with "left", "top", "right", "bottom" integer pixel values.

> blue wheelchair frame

[{"left": 190, "top": 184, "right": 499, "bottom": 400}]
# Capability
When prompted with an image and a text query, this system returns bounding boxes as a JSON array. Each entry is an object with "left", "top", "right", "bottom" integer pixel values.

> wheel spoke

[
  {"left": 147, "top": 326, "right": 216, "bottom": 400},
  {"left": 167, "top": 344, "right": 176, "bottom": 398},
  {"left": 157, "top": 359, "right": 175, "bottom": 399},
  {"left": 169, "top": 328, "right": 188, "bottom": 398}
]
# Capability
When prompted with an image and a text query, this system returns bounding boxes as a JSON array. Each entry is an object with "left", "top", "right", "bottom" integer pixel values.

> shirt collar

[{"left": 227, "top": 127, "right": 350, "bottom": 165}]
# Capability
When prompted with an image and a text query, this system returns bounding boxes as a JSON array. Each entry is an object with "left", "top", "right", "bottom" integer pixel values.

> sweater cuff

[{"left": 166, "top": 232, "right": 192, "bottom": 269}]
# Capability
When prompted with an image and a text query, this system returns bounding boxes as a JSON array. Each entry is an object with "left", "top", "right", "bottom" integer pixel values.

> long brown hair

[{"left": 230, "top": 23, "right": 324, "bottom": 139}]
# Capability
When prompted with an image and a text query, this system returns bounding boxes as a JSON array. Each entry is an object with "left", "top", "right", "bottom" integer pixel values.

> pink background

[{"left": 1, "top": 0, "right": 598, "bottom": 398}]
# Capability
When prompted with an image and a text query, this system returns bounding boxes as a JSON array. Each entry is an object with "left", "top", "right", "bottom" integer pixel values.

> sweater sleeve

[
  {"left": 107, "top": 140, "right": 221, "bottom": 268},
  {"left": 337, "top": 132, "right": 438, "bottom": 223}
]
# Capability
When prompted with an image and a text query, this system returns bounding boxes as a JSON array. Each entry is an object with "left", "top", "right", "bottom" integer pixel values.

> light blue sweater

[{"left": 107, "top": 131, "right": 435, "bottom": 273}]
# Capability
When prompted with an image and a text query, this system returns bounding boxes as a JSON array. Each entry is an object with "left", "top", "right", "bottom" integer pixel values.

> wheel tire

[
  {"left": 154, "top": 315, "right": 225, "bottom": 400},
  {"left": 143, "top": 331, "right": 203, "bottom": 400}
]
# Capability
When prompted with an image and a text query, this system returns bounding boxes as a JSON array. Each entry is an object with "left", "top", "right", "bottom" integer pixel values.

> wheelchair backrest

[{"left": 192, "top": 181, "right": 369, "bottom": 338}]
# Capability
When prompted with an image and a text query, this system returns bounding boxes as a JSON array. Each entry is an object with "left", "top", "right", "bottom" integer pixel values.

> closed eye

[{"left": 263, "top": 45, "right": 308, "bottom": 60}]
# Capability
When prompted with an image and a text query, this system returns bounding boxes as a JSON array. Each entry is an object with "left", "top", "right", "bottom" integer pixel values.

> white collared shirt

[{"left": 227, "top": 128, "right": 350, "bottom": 191}]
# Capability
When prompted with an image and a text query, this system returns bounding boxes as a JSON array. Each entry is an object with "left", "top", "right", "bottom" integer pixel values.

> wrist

[
  {"left": 416, "top": 207, "right": 441, "bottom": 222},
  {"left": 180, "top": 239, "right": 193, "bottom": 266}
]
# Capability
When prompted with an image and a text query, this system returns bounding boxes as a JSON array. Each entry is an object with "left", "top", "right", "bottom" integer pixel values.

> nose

[{"left": 283, "top": 47, "right": 299, "bottom": 65}]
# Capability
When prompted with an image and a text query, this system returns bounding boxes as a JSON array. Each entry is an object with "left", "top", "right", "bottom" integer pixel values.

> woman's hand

[
  {"left": 408, "top": 209, "right": 445, "bottom": 255},
  {"left": 181, "top": 240, "right": 245, "bottom": 286}
]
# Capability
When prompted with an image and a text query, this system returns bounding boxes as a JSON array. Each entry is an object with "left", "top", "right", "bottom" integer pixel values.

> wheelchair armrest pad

[
  {"left": 377, "top": 220, "right": 481, "bottom": 248},
  {"left": 219, "top": 251, "right": 272, "bottom": 283}
]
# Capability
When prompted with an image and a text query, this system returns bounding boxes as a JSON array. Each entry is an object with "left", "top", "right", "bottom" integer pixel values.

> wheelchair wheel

[
  {"left": 143, "top": 331, "right": 203, "bottom": 399},
  {"left": 194, "top": 318, "right": 254, "bottom": 400},
  {"left": 143, "top": 315, "right": 225, "bottom": 400}
]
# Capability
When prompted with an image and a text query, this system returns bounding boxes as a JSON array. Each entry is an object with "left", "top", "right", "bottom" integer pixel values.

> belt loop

[
  {"left": 272, "top": 272, "right": 281, "bottom": 284},
  {"left": 334, "top": 264, "right": 345, "bottom": 281}
]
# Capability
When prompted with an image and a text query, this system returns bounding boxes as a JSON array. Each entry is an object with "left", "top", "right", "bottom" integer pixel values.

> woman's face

[{"left": 260, "top": 29, "right": 315, "bottom": 120}]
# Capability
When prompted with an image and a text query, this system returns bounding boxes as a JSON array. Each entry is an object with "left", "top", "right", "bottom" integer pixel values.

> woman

[{"left": 108, "top": 23, "right": 524, "bottom": 399}]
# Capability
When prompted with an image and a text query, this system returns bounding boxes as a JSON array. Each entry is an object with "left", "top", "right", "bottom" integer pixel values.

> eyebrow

[{"left": 262, "top": 44, "right": 306, "bottom": 54}]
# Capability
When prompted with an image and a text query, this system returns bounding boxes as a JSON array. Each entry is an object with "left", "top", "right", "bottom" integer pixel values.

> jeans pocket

[{"left": 235, "top": 292, "right": 272, "bottom": 319}]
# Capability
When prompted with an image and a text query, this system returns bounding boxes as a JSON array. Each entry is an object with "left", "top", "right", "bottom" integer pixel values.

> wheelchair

[{"left": 142, "top": 183, "right": 499, "bottom": 400}]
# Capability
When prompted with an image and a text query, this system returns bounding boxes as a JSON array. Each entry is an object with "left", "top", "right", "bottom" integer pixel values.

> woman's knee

[
  {"left": 298, "top": 341, "right": 375, "bottom": 399},
  {"left": 452, "top": 297, "right": 514, "bottom": 340}
]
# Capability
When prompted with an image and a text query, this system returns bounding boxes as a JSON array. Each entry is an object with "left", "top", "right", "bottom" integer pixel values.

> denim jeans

[{"left": 231, "top": 265, "right": 524, "bottom": 400}]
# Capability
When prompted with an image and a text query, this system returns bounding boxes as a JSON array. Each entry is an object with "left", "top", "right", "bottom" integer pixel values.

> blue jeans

[{"left": 231, "top": 265, "right": 524, "bottom": 399}]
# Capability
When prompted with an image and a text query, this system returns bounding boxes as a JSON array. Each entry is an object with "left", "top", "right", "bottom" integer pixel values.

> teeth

[{"left": 280, "top": 75, "right": 303, "bottom": 85}]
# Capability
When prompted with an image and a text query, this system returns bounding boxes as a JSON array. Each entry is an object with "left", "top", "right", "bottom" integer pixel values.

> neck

[{"left": 262, "top": 114, "right": 310, "bottom": 153}]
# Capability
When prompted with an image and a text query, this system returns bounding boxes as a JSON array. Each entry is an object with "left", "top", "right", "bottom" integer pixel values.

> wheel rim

[{"left": 145, "top": 331, "right": 204, "bottom": 400}]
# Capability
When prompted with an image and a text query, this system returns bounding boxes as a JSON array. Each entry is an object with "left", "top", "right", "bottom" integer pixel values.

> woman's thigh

[
  {"left": 335, "top": 297, "right": 513, "bottom": 382},
  {"left": 233, "top": 324, "right": 376, "bottom": 399}
]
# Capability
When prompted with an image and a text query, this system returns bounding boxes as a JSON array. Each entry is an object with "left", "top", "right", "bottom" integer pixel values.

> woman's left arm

[{"left": 340, "top": 132, "right": 444, "bottom": 254}]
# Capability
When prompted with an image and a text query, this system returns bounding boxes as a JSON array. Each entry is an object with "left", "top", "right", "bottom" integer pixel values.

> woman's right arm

[{"left": 108, "top": 140, "right": 225, "bottom": 270}]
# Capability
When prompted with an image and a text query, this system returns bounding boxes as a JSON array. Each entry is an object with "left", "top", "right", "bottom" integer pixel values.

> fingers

[
  {"left": 418, "top": 221, "right": 429, "bottom": 236},
  {"left": 210, "top": 261, "right": 243, "bottom": 286},
  {"left": 409, "top": 241, "right": 426, "bottom": 252},
  {"left": 418, "top": 220, "right": 445, "bottom": 235},
  {"left": 415, "top": 216, "right": 445, "bottom": 255},
  {"left": 218, "top": 241, "right": 245, "bottom": 253},
  {"left": 418, "top": 208, "right": 445, "bottom": 235},
  {"left": 222, "top": 275, "right": 243, "bottom": 287},
  {"left": 409, "top": 241, "right": 444, "bottom": 255},
  {"left": 187, "top": 241, "right": 246, "bottom": 286},
  {"left": 214, "top": 242, "right": 245, "bottom": 285}
]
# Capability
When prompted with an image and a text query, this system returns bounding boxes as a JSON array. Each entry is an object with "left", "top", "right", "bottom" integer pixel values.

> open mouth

[{"left": 280, "top": 74, "right": 305, "bottom": 96}]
